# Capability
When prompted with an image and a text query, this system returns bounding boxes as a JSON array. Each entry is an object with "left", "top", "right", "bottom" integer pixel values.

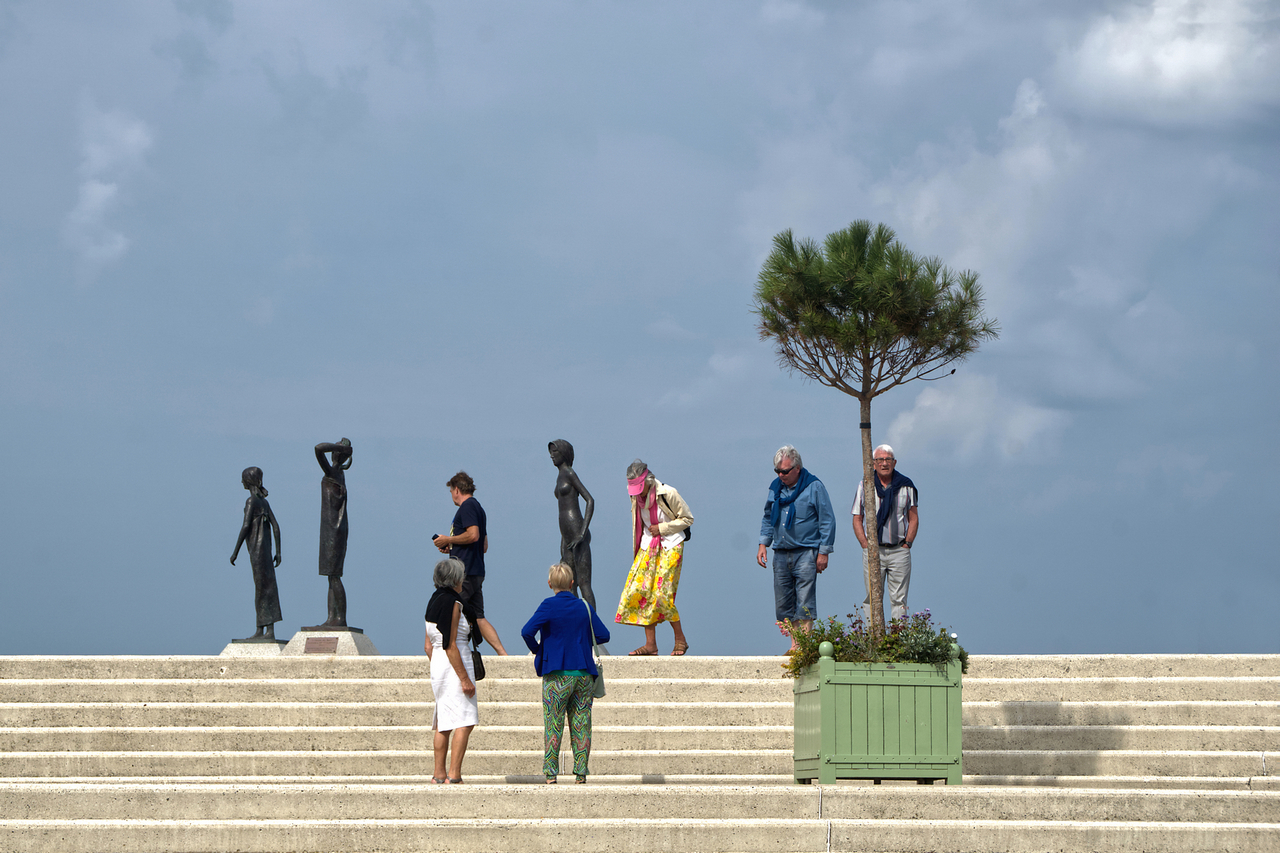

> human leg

[
  {"left": 461, "top": 576, "right": 507, "bottom": 654},
  {"left": 882, "top": 546, "right": 912, "bottom": 621},
  {"left": 542, "top": 673, "right": 574, "bottom": 778},
  {"left": 447, "top": 725, "right": 473, "bottom": 781},
  {"left": 326, "top": 576, "right": 347, "bottom": 626},
  {"left": 433, "top": 728, "right": 450, "bottom": 782},
  {"left": 572, "top": 534, "right": 596, "bottom": 613},
  {"left": 565, "top": 674, "right": 595, "bottom": 779}
]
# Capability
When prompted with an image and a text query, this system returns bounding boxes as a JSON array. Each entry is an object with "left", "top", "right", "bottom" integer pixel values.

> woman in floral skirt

[{"left": 614, "top": 459, "right": 694, "bottom": 656}]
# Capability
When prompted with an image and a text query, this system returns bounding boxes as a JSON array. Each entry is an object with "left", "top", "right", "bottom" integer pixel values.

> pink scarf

[{"left": 633, "top": 484, "right": 662, "bottom": 557}]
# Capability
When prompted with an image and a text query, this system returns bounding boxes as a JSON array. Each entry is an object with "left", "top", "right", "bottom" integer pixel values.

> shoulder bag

[{"left": 581, "top": 596, "right": 606, "bottom": 698}]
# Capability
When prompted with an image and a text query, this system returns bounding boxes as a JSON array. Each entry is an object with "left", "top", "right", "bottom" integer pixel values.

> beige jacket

[{"left": 630, "top": 481, "right": 694, "bottom": 555}]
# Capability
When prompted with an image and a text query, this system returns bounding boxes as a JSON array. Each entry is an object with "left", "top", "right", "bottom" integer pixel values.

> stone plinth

[
  {"left": 219, "top": 639, "right": 289, "bottom": 657},
  {"left": 281, "top": 626, "right": 380, "bottom": 656}
]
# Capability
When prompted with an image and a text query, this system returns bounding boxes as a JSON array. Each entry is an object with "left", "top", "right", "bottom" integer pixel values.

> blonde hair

[{"left": 548, "top": 562, "right": 574, "bottom": 592}]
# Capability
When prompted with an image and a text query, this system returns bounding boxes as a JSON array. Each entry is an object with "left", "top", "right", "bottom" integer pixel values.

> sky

[{"left": 1, "top": 0, "right": 1277, "bottom": 658}]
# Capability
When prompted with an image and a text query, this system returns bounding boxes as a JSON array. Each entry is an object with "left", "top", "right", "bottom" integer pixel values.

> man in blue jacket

[{"left": 757, "top": 445, "right": 836, "bottom": 652}]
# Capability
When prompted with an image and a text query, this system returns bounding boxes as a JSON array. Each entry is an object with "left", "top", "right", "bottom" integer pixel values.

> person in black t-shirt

[{"left": 433, "top": 471, "right": 508, "bottom": 655}]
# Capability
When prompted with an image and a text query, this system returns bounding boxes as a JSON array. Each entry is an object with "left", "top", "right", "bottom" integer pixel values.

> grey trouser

[{"left": 863, "top": 544, "right": 912, "bottom": 623}]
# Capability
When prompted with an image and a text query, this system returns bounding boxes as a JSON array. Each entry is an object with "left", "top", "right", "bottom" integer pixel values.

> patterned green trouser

[{"left": 542, "top": 672, "right": 595, "bottom": 777}]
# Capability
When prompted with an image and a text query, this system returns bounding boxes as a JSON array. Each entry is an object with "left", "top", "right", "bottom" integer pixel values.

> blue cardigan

[{"left": 521, "top": 591, "right": 611, "bottom": 677}]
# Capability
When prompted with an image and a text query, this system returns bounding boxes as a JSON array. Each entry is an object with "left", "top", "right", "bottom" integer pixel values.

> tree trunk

[{"left": 859, "top": 396, "right": 884, "bottom": 637}]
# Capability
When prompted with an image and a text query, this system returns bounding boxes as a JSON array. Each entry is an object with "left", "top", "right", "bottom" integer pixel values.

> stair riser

[
  {"left": 4, "top": 785, "right": 1277, "bottom": 823},
  {"left": 1, "top": 818, "right": 1273, "bottom": 853},
  {"left": 10, "top": 702, "right": 1276, "bottom": 728},
  {"left": 6, "top": 726, "right": 1275, "bottom": 753}
]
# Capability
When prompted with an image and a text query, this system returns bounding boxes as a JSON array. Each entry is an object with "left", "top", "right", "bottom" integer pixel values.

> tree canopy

[{"left": 753, "top": 220, "right": 998, "bottom": 635}]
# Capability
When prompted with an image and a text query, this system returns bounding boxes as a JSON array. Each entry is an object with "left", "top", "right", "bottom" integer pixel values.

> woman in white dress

[{"left": 424, "top": 557, "right": 478, "bottom": 783}]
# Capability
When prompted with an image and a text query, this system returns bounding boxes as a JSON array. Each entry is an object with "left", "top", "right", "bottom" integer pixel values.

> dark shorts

[{"left": 460, "top": 575, "right": 486, "bottom": 621}]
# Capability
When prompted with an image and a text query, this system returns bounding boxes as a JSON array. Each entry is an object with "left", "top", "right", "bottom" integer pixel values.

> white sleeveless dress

[{"left": 425, "top": 612, "right": 479, "bottom": 731}]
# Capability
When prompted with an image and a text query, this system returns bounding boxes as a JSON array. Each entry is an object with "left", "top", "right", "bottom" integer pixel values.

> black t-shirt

[{"left": 450, "top": 496, "right": 487, "bottom": 577}]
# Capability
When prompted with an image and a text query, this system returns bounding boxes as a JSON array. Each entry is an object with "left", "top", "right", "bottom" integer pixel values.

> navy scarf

[
  {"left": 768, "top": 468, "right": 819, "bottom": 530},
  {"left": 424, "top": 587, "right": 464, "bottom": 651},
  {"left": 874, "top": 470, "right": 915, "bottom": 540}
]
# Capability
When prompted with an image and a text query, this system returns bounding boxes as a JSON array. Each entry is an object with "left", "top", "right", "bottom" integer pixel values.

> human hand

[
  {"left": 816, "top": 554, "right": 828, "bottom": 573},
  {"left": 461, "top": 677, "right": 476, "bottom": 697},
  {"left": 648, "top": 524, "right": 661, "bottom": 536},
  {"left": 757, "top": 544, "right": 768, "bottom": 568}
]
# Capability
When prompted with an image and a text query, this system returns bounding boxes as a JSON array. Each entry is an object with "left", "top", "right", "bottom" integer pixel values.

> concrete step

[
  {"left": 9, "top": 675, "right": 1277, "bottom": 703},
  {"left": 7, "top": 747, "right": 1272, "bottom": 780},
  {"left": 10, "top": 699, "right": 1276, "bottom": 729},
  {"left": 965, "top": 749, "right": 1274, "bottom": 778},
  {"left": 2, "top": 815, "right": 1276, "bottom": 853},
  {"left": 0, "top": 678, "right": 791, "bottom": 704},
  {"left": 7, "top": 724, "right": 1277, "bottom": 754},
  {"left": 964, "top": 700, "right": 1280, "bottom": 727},
  {"left": 0, "top": 700, "right": 793, "bottom": 728},
  {"left": 0, "top": 725, "right": 795, "bottom": 752},
  {"left": 963, "top": 725, "right": 1280, "bottom": 751},
  {"left": 5, "top": 653, "right": 1278, "bottom": 680},
  {"left": 4, "top": 781, "right": 1278, "bottom": 822}
]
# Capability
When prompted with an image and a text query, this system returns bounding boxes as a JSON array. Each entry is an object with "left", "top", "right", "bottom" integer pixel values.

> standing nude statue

[
  {"left": 549, "top": 439, "right": 596, "bottom": 611},
  {"left": 315, "top": 438, "right": 352, "bottom": 627},
  {"left": 230, "top": 466, "right": 283, "bottom": 640}
]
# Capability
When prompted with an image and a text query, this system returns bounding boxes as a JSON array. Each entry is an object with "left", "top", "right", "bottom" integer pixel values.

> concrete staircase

[{"left": 1, "top": 652, "right": 1277, "bottom": 851}]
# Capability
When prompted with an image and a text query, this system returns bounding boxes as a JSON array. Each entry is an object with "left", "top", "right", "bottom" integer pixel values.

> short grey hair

[
  {"left": 433, "top": 557, "right": 465, "bottom": 590},
  {"left": 874, "top": 444, "right": 895, "bottom": 459},
  {"left": 626, "top": 458, "right": 652, "bottom": 481},
  {"left": 773, "top": 445, "right": 802, "bottom": 469}
]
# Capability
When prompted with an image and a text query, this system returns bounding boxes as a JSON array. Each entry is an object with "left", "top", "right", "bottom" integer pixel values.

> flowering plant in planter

[{"left": 778, "top": 609, "right": 968, "bottom": 678}]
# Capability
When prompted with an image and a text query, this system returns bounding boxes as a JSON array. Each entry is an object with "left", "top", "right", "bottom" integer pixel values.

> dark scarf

[
  {"left": 874, "top": 470, "right": 915, "bottom": 540},
  {"left": 424, "top": 587, "right": 463, "bottom": 651},
  {"left": 768, "top": 468, "right": 819, "bottom": 530}
]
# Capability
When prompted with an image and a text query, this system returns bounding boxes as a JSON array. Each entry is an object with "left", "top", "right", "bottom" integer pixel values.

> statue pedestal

[
  {"left": 220, "top": 639, "right": 289, "bottom": 657},
  {"left": 281, "top": 626, "right": 380, "bottom": 656}
]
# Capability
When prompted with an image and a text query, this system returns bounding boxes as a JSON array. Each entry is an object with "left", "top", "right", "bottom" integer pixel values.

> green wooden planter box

[{"left": 793, "top": 641, "right": 963, "bottom": 785}]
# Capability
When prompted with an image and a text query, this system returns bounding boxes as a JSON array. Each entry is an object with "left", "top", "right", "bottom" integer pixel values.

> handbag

[
  {"left": 581, "top": 596, "right": 605, "bottom": 698},
  {"left": 470, "top": 635, "right": 486, "bottom": 682}
]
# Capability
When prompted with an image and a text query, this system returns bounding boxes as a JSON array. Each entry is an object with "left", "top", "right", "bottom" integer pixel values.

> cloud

[
  {"left": 63, "top": 101, "right": 153, "bottom": 281},
  {"left": 1056, "top": 0, "right": 1280, "bottom": 125},
  {"left": 886, "top": 373, "right": 1069, "bottom": 463}
]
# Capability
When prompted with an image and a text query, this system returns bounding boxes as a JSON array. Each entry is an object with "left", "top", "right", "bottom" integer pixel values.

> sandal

[
  {"left": 671, "top": 641, "right": 689, "bottom": 656},
  {"left": 629, "top": 646, "right": 658, "bottom": 656},
  {"left": 446, "top": 777, "right": 463, "bottom": 784},
  {"left": 575, "top": 774, "right": 586, "bottom": 784},
  {"left": 431, "top": 776, "right": 447, "bottom": 784},
  {"left": 545, "top": 777, "right": 557, "bottom": 785}
]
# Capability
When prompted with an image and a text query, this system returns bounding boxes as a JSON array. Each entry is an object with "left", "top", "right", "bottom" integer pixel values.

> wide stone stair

[{"left": 0, "top": 652, "right": 1276, "bottom": 851}]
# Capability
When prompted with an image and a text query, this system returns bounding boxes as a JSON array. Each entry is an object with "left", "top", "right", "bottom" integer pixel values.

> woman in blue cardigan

[{"left": 522, "top": 562, "right": 610, "bottom": 783}]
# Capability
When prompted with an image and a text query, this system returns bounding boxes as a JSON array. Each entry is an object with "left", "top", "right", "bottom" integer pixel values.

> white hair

[
  {"left": 874, "top": 444, "right": 895, "bottom": 459},
  {"left": 773, "top": 445, "right": 802, "bottom": 469}
]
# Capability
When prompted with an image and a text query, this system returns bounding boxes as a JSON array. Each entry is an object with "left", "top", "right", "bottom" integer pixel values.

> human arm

[
  {"left": 435, "top": 525, "right": 480, "bottom": 551},
  {"left": 266, "top": 501, "right": 282, "bottom": 567},
  {"left": 314, "top": 443, "right": 340, "bottom": 476},
  {"left": 444, "top": 603, "right": 475, "bottom": 697},
  {"left": 655, "top": 486, "right": 693, "bottom": 538},
  {"left": 567, "top": 470, "right": 594, "bottom": 548},
  {"left": 905, "top": 506, "right": 918, "bottom": 547},
  {"left": 588, "top": 604, "right": 611, "bottom": 646},
  {"left": 230, "top": 499, "right": 252, "bottom": 565},
  {"left": 758, "top": 488, "right": 776, "bottom": 564}
]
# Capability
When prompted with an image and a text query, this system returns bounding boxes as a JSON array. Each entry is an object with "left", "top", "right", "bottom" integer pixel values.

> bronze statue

[
  {"left": 230, "top": 466, "right": 283, "bottom": 640},
  {"left": 549, "top": 439, "right": 596, "bottom": 611},
  {"left": 315, "top": 439, "right": 352, "bottom": 627}
]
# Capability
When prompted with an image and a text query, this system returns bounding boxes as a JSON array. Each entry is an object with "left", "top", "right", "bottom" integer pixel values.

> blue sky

[{"left": 2, "top": 0, "right": 1277, "bottom": 657}]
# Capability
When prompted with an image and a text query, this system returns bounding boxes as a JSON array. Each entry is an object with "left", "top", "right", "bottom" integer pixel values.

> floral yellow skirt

[{"left": 615, "top": 543, "right": 683, "bottom": 626}]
